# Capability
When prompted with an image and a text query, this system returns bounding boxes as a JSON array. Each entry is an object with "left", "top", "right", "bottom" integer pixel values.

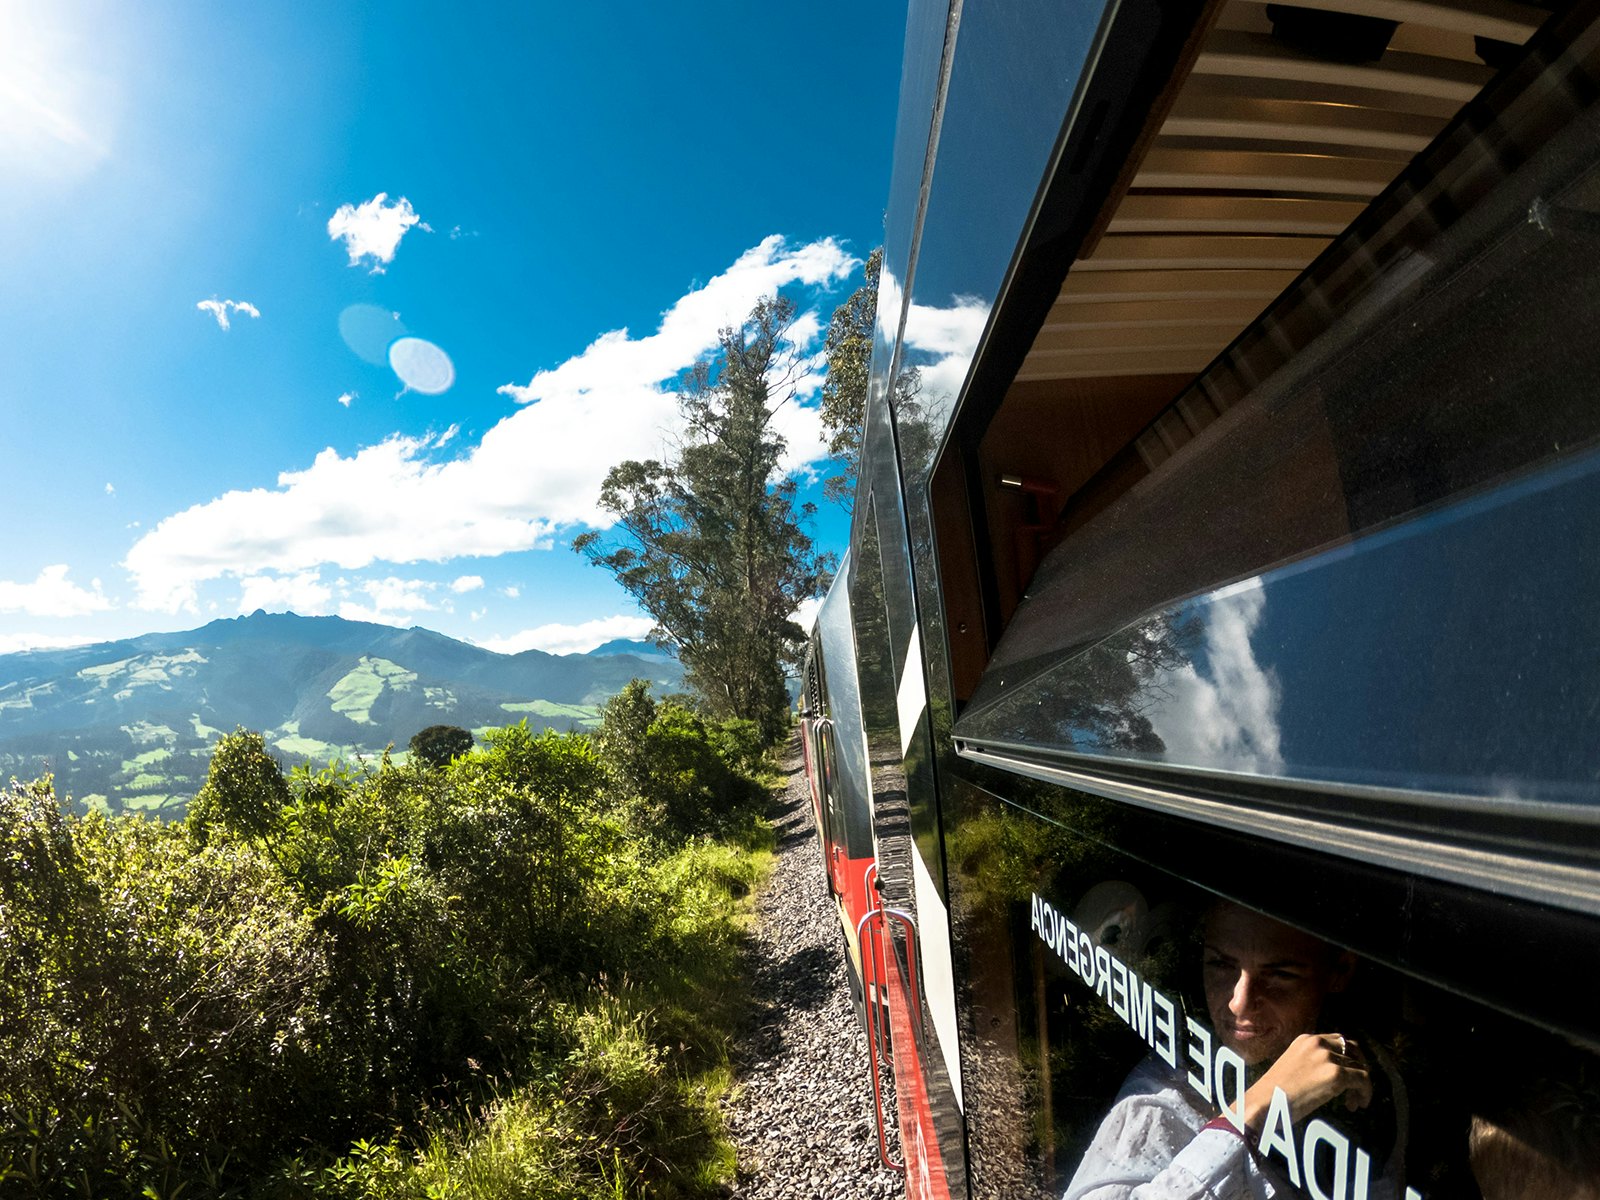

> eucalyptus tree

[{"left": 575, "top": 296, "right": 834, "bottom": 742}]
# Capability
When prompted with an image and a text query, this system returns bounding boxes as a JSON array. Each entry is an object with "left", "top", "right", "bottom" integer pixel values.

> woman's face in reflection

[{"left": 1202, "top": 904, "right": 1351, "bottom": 1067}]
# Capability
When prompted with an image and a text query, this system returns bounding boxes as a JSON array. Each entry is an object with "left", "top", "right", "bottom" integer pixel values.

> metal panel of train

[{"left": 802, "top": 0, "right": 1600, "bottom": 1197}]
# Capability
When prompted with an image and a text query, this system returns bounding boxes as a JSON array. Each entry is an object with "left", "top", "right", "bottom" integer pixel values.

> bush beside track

[{"left": 0, "top": 682, "right": 774, "bottom": 1200}]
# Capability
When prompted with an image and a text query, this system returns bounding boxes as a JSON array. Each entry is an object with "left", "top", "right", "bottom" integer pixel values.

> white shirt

[{"left": 1063, "top": 1057, "right": 1289, "bottom": 1200}]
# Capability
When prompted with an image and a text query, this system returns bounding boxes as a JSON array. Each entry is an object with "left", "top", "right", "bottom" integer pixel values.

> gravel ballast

[{"left": 722, "top": 743, "right": 903, "bottom": 1200}]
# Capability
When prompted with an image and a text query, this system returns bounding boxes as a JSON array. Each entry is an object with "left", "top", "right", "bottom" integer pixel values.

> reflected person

[{"left": 1064, "top": 902, "right": 1373, "bottom": 1199}]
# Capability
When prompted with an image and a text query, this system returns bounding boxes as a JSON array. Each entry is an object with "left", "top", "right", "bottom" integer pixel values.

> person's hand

[{"left": 1241, "top": 1033, "right": 1373, "bottom": 1130}]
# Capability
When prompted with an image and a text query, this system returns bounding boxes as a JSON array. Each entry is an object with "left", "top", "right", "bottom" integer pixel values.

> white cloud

[
  {"left": 478, "top": 614, "right": 655, "bottom": 656},
  {"left": 336, "top": 577, "right": 440, "bottom": 627},
  {"left": 327, "top": 192, "right": 426, "bottom": 272},
  {"left": 337, "top": 392, "right": 356, "bottom": 407},
  {"left": 450, "top": 575, "right": 484, "bottom": 594},
  {"left": 124, "top": 236, "right": 855, "bottom": 612},
  {"left": 104, "top": 482, "right": 114, "bottom": 495},
  {"left": 791, "top": 595, "right": 822, "bottom": 634},
  {"left": 0, "top": 632, "right": 97, "bottom": 655},
  {"left": 781, "top": 310, "right": 822, "bottom": 350},
  {"left": 197, "top": 298, "right": 261, "bottom": 331},
  {"left": 233, "top": 571, "right": 446, "bottom": 626},
  {"left": 500, "top": 585, "right": 520, "bottom": 599},
  {"left": 237, "top": 571, "right": 333, "bottom": 615},
  {"left": 903, "top": 295, "right": 990, "bottom": 406},
  {"left": 0, "top": 564, "right": 111, "bottom": 617},
  {"left": 769, "top": 371, "right": 830, "bottom": 481},
  {"left": 337, "top": 602, "right": 409, "bottom": 627},
  {"left": 1147, "top": 582, "right": 1284, "bottom": 775},
  {"left": 360, "top": 576, "right": 436, "bottom": 613}
]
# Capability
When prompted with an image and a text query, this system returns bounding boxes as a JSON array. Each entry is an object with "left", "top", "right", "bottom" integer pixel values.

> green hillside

[{"left": 0, "top": 611, "right": 679, "bottom": 816}]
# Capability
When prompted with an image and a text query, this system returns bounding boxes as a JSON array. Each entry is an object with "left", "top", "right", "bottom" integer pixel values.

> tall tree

[
  {"left": 818, "top": 249, "right": 881, "bottom": 510},
  {"left": 818, "top": 248, "right": 924, "bottom": 510},
  {"left": 574, "top": 297, "right": 834, "bottom": 741}
]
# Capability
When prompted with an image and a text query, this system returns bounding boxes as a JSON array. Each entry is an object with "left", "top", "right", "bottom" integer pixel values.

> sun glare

[{"left": 0, "top": 2, "right": 117, "bottom": 185}]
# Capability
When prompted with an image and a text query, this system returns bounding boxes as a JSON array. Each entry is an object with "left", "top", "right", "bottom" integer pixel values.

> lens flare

[
  {"left": 338, "top": 303, "right": 405, "bottom": 365},
  {"left": 388, "top": 337, "right": 455, "bottom": 395}
]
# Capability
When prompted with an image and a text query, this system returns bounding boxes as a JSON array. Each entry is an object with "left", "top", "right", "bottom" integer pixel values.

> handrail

[
  {"left": 855, "top": 862, "right": 926, "bottom": 1174},
  {"left": 881, "top": 905, "right": 921, "bottom": 1045},
  {"left": 810, "top": 717, "right": 834, "bottom": 815},
  {"left": 856, "top": 897, "right": 901, "bottom": 1172}
]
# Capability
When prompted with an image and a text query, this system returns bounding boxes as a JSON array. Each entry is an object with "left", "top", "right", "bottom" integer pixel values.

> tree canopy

[
  {"left": 818, "top": 249, "right": 925, "bottom": 510},
  {"left": 408, "top": 723, "right": 474, "bottom": 768},
  {"left": 575, "top": 297, "right": 834, "bottom": 742},
  {"left": 818, "top": 249, "right": 880, "bottom": 509}
]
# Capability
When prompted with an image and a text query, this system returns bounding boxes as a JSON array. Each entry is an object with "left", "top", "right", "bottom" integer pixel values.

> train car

[
  {"left": 800, "top": 554, "right": 886, "bottom": 1036},
  {"left": 803, "top": 0, "right": 1600, "bottom": 1196}
]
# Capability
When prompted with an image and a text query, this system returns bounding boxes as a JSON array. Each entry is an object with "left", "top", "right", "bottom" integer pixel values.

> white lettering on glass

[
  {"left": 1302, "top": 1118, "right": 1351, "bottom": 1200},
  {"left": 1215, "top": 1044, "right": 1246, "bottom": 1132},
  {"left": 1258, "top": 1086, "right": 1303, "bottom": 1189},
  {"left": 1185, "top": 1017, "right": 1214, "bottom": 1104},
  {"left": 1128, "top": 975, "right": 1153, "bottom": 1043},
  {"left": 1023, "top": 892, "right": 1421, "bottom": 1199},
  {"left": 1110, "top": 957, "right": 1130, "bottom": 1021},
  {"left": 1353, "top": 1148, "right": 1371, "bottom": 1200},
  {"left": 1151, "top": 989, "right": 1178, "bottom": 1069}
]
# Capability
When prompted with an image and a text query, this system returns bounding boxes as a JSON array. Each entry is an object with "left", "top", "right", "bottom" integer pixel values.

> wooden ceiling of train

[{"left": 1016, "top": 0, "right": 1548, "bottom": 386}]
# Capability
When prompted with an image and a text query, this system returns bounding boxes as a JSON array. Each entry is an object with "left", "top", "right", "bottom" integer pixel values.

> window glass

[
  {"left": 816, "top": 560, "right": 875, "bottom": 858},
  {"left": 903, "top": 0, "right": 1112, "bottom": 449},
  {"left": 880, "top": 0, "right": 952, "bottom": 329},
  {"left": 947, "top": 783, "right": 1600, "bottom": 1199},
  {"left": 958, "top": 447, "right": 1600, "bottom": 808},
  {"left": 956, "top": 12, "right": 1600, "bottom": 812}
]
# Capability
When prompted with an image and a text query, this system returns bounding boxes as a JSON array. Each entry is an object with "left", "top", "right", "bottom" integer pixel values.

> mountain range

[{"left": 0, "top": 611, "right": 681, "bottom": 818}]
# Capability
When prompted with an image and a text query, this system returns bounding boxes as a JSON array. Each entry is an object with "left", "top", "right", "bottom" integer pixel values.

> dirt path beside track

[{"left": 721, "top": 741, "right": 902, "bottom": 1200}]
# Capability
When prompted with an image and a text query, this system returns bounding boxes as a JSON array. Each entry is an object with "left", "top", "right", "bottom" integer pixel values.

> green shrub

[
  {"left": 0, "top": 781, "right": 333, "bottom": 1193},
  {"left": 0, "top": 716, "right": 771, "bottom": 1199},
  {"left": 185, "top": 727, "right": 291, "bottom": 846}
]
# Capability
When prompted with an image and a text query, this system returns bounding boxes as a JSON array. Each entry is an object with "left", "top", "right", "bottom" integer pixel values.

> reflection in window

[{"left": 947, "top": 799, "right": 1600, "bottom": 1199}]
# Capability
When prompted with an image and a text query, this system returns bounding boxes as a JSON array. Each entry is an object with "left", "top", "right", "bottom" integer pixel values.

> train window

[
  {"left": 933, "top": 0, "right": 1564, "bottom": 688},
  {"left": 947, "top": 786, "right": 1600, "bottom": 1200},
  {"left": 950, "top": 1, "right": 1600, "bottom": 826},
  {"left": 815, "top": 562, "right": 877, "bottom": 862},
  {"left": 930, "top": 450, "right": 988, "bottom": 705}
]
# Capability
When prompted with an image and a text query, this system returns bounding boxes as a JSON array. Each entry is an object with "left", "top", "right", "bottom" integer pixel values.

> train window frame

[
  {"left": 938, "top": 0, "right": 1600, "bottom": 903},
  {"left": 925, "top": 0, "right": 1573, "bottom": 688}
]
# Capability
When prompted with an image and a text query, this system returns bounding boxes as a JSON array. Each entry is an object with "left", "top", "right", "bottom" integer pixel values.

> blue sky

[{"left": 0, "top": 0, "right": 903, "bottom": 655}]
